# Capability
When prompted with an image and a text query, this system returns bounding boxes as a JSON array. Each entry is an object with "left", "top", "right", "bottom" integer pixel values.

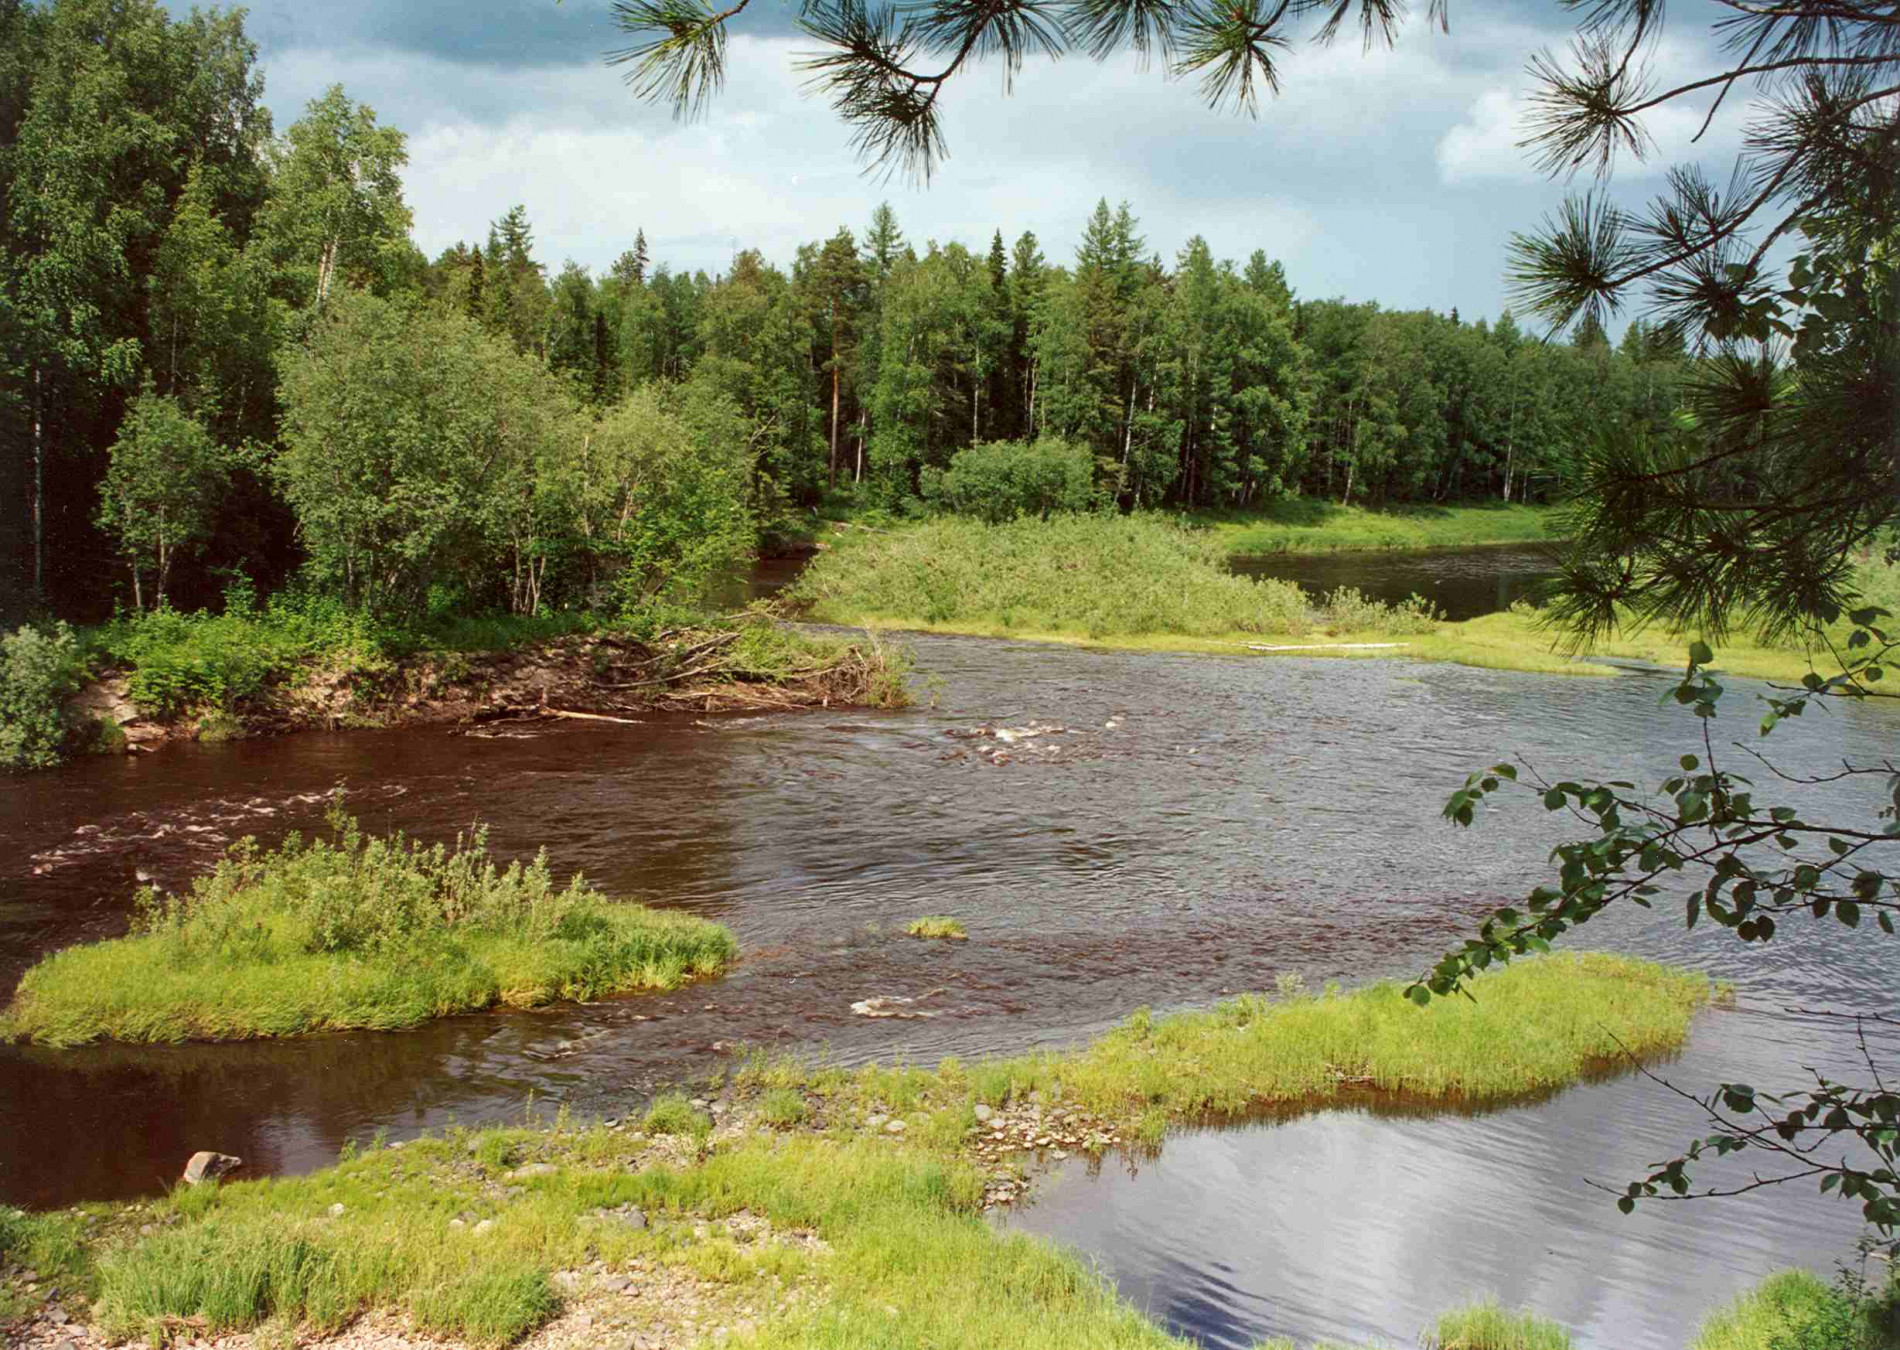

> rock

[
  {"left": 509, "top": 1162, "right": 557, "bottom": 1179},
  {"left": 690, "top": 1098, "right": 710, "bottom": 1109},
  {"left": 621, "top": 1207, "right": 648, "bottom": 1230},
  {"left": 553, "top": 1271, "right": 581, "bottom": 1292},
  {"left": 884, "top": 1120, "right": 906, "bottom": 1134},
  {"left": 865, "top": 1114, "right": 887, "bottom": 1129},
  {"left": 52, "top": 1340, "right": 76, "bottom": 1350},
  {"left": 473, "top": 1219, "right": 495, "bottom": 1236},
  {"left": 973, "top": 1104, "right": 994, "bottom": 1122},
  {"left": 328, "top": 1202, "right": 345, "bottom": 1217},
  {"left": 448, "top": 1219, "right": 466, "bottom": 1230},
  {"left": 47, "top": 1307, "right": 68, "bottom": 1324},
  {"left": 181, "top": 1151, "right": 242, "bottom": 1185},
  {"left": 601, "top": 1275, "right": 634, "bottom": 1294}
]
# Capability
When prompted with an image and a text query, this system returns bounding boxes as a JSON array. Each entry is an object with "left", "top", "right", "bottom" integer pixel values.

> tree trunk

[
  {"left": 828, "top": 309, "right": 842, "bottom": 487},
  {"left": 1502, "top": 367, "right": 1520, "bottom": 502},
  {"left": 317, "top": 237, "right": 339, "bottom": 311},
  {"left": 30, "top": 365, "right": 43, "bottom": 599}
]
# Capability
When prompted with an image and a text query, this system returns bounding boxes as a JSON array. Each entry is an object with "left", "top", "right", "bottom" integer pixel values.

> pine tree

[
  {"left": 1569, "top": 310, "right": 1609, "bottom": 350},
  {"left": 862, "top": 203, "right": 905, "bottom": 281}
]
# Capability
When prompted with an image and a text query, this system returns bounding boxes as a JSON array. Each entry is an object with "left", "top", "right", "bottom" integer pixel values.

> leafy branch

[{"left": 1418, "top": 617, "right": 1900, "bottom": 1232}]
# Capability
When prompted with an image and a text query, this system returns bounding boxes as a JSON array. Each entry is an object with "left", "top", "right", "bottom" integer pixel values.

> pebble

[
  {"left": 509, "top": 1163, "right": 557, "bottom": 1179},
  {"left": 329, "top": 1202, "right": 346, "bottom": 1217},
  {"left": 973, "top": 1104, "right": 994, "bottom": 1122},
  {"left": 884, "top": 1120, "right": 906, "bottom": 1134},
  {"left": 473, "top": 1219, "right": 495, "bottom": 1236}
]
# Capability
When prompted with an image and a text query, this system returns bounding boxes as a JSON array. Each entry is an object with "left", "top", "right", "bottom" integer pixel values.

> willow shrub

[
  {"left": 920, "top": 437, "right": 1099, "bottom": 523},
  {"left": 0, "top": 799, "right": 736, "bottom": 1045},
  {"left": 0, "top": 621, "right": 88, "bottom": 769}
]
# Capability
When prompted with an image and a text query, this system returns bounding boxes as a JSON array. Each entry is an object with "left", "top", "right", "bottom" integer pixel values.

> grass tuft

[
  {"left": 1691, "top": 1270, "right": 1856, "bottom": 1350},
  {"left": 643, "top": 1092, "right": 712, "bottom": 1139},
  {"left": 0, "top": 802, "right": 736, "bottom": 1046},
  {"left": 906, "top": 916, "right": 969, "bottom": 941},
  {"left": 1428, "top": 1298, "right": 1574, "bottom": 1349}
]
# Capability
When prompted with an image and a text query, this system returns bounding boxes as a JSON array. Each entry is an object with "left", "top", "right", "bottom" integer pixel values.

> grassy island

[
  {"left": 0, "top": 953, "right": 1730, "bottom": 1350},
  {"left": 0, "top": 804, "right": 737, "bottom": 1046},
  {"left": 793, "top": 513, "right": 1892, "bottom": 684}
]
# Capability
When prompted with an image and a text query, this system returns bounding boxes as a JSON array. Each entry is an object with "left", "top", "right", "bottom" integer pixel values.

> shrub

[
  {"left": 1, "top": 621, "right": 87, "bottom": 770},
  {"left": 1319, "top": 586, "right": 1444, "bottom": 636},
  {"left": 88, "top": 590, "right": 385, "bottom": 718},
  {"left": 922, "top": 438, "right": 1099, "bottom": 523}
]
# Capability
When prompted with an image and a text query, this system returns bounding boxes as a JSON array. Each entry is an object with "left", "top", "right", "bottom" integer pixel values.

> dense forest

[{"left": 0, "top": 0, "right": 1688, "bottom": 626}]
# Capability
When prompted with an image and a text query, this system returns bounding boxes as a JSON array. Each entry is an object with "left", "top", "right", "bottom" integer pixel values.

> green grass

[
  {"left": 792, "top": 514, "right": 1446, "bottom": 643},
  {"left": 1427, "top": 1299, "right": 1574, "bottom": 1349},
  {"left": 968, "top": 952, "right": 1711, "bottom": 1122},
  {"left": 1249, "top": 1300, "right": 1573, "bottom": 1349},
  {"left": 1196, "top": 500, "right": 1564, "bottom": 556},
  {"left": 796, "top": 510, "right": 1878, "bottom": 681},
  {"left": 907, "top": 916, "right": 969, "bottom": 941},
  {"left": 642, "top": 1092, "right": 713, "bottom": 1139},
  {"left": 19, "top": 954, "right": 1711, "bottom": 1350},
  {"left": 1687, "top": 1268, "right": 1892, "bottom": 1350},
  {"left": 0, "top": 805, "right": 737, "bottom": 1046}
]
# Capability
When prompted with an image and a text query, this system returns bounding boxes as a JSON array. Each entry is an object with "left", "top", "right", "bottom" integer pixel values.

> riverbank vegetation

[
  {"left": 0, "top": 804, "right": 736, "bottom": 1046},
  {"left": 0, "top": 954, "right": 1714, "bottom": 1348},
  {"left": 1201, "top": 500, "right": 1564, "bottom": 556},
  {"left": 794, "top": 515, "right": 1439, "bottom": 642},
  {"left": 794, "top": 511, "right": 1900, "bottom": 684}
]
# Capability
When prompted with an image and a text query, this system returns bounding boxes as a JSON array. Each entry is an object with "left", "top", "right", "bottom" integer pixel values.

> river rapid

[{"left": 3, "top": 581, "right": 1897, "bottom": 1348}]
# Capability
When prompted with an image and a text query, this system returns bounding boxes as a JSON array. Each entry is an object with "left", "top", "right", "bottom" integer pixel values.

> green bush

[
  {"left": 1320, "top": 586, "right": 1444, "bottom": 636},
  {"left": 1, "top": 621, "right": 87, "bottom": 770},
  {"left": 922, "top": 438, "right": 1099, "bottom": 523},
  {"left": 88, "top": 590, "right": 385, "bottom": 717}
]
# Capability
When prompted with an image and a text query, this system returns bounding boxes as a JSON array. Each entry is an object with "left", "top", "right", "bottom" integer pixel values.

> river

[{"left": 2, "top": 558, "right": 1894, "bottom": 1349}]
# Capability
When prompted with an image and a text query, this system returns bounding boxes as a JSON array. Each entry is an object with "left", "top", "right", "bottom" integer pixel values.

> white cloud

[{"left": 255, "top": 12, "right": 1750, "bottom": 320}]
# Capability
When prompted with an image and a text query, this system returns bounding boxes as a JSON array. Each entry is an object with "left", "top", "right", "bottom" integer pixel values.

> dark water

[
  {"left": 1233, "top": 545, "right": 1559, "bottom": 620},
  {"left": 3, "top": 617, "right": 1897, "bottom": 1347}
]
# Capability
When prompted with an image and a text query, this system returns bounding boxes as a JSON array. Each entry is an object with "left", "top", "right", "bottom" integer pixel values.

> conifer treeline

[
  {"left": 420, "top": 197, "right": 1684, "bottom": 520},
  {"left": 0, "top": 0, "right": 1684, "bottom": 621}
]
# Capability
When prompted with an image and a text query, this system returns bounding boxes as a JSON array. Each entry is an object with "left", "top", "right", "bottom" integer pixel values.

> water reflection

[
  {"left": 1008, "top": 1003, "right": 1887, "bottom": 1350},
  {"left": 1232, "top": 545, "right": 1559, "bottom": 620}
]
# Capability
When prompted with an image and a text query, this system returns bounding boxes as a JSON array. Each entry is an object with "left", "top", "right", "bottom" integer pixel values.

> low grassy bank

[
  {"left": 1196, "top": 500, "right": 1565, "bottom": 555},
  {"left": 0, "top": 804, "right": 736, "bottom": 1046},
  {"left": 1, "top": 954, "right": 1716, "bottom": 1350},
  {"left": 793, "top": 513, "right": 1885, "bottom": 683},
  {"left": 6, "top": 598, "right": 909, "bottom": 768},
  {"left": 792, "top": 514, "right": 1440, "bottom": 643}
]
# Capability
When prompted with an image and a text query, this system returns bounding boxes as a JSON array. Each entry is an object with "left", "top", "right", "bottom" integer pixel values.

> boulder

[{"left": 181, "top": 1151, "right": 242, "bottom": 1185}]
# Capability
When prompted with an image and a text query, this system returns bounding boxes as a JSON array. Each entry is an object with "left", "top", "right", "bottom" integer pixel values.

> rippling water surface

[{"left": 2, "top": 616, "right": 1895, "bottom": 1348}]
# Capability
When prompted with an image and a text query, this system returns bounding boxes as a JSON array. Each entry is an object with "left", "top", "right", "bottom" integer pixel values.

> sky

[{"left": 190, "top": 0, "right": 1749, "bottom": 325}]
